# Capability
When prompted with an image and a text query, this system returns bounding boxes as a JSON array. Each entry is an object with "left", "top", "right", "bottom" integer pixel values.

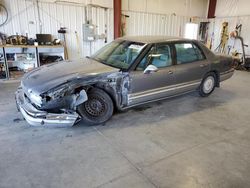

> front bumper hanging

[{"left": 15, "top": 88, "right": 80, "bottom": 127}]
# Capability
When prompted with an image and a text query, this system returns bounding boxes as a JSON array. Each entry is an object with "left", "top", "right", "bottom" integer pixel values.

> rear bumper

[
  {"left": 220, "top": 69, "right": 234, "bottom": 82},
  {"left": 15, "top": 88, "right": 79, "bottom": 127}
]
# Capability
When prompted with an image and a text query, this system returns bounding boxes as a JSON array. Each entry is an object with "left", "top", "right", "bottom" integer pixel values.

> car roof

[{"left": 118, "top": 35, "right": 194, "bottom": 44}]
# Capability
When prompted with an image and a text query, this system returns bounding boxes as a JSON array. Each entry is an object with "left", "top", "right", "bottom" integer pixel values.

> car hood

[{"left": 21, "top": 58, "right": 119, "bottom": 95}]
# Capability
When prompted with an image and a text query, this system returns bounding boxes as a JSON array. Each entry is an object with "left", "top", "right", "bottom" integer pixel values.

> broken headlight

[
  {"left": 45, "top": 86, "right": 69, "bottom": 101},
  {"left": 29, "top": 92, "right": 43, "bottom": 107}
]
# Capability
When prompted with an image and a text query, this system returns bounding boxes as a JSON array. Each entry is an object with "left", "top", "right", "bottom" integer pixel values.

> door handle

[
  {"left": 200, "top": 64, "right": 207, "bottom": 68},
  {"left": 168, "top": 70, "right": 173, "bottom": 74}
]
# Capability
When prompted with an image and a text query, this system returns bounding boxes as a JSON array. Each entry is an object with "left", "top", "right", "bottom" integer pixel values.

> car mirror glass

[{"left": 144, "top": 64, "right": 158, "bottom": 74}]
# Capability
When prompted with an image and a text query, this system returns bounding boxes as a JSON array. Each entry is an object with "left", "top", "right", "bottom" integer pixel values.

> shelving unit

[
  {"left": 4, "top": 46, "right": 37, "bottom": 79},
  {"left": 0, "top": 45, "right": 64, "bottom": 80},
  {"left": 0, "top": 46, "right": 7, "bottom": 79}
]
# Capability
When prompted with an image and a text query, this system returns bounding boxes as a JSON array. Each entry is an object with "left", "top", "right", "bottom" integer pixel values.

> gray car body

[{"left": 16, "top": 36, "right": 234, "bottom": 127}]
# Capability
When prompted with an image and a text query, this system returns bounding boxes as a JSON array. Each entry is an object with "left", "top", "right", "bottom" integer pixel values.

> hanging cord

[
  {"left": 35, "top": 0, "right": 42, "bottom": 33},
  {"left": 75, "top": 31, "right": 81, "bottom": 59},
  {"left": 1, "top": 3, "right": 34, "bottom": 26},
  {"left": 0, "top": 4, "right": 9, "bottom": 27}
]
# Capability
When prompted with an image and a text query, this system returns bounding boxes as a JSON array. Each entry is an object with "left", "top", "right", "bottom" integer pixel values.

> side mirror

[{"left": 144, "top": 65, "right": 158, "bottom": 74}]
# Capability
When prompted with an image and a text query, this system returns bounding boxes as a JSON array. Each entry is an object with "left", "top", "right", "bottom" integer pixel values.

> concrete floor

[{"left": 0, "top": 71, "right": 250, "bottom": 188}]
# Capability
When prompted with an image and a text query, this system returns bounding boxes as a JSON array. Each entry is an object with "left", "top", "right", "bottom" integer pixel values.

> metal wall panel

[
  {"left": 1, "top": 0, "right": 113, "bottom": 59},
  {"left": 122, "top": 10, "right": 190, "bottom": 37},
  {"left": 215, "top": 0, "right": 250, "bottom": 17},
  {"left": 1, "top": 0, "right": 205, "bottom": 60},
  {"left": 122, "top": 0, "right": 208, "bottom": 17}
]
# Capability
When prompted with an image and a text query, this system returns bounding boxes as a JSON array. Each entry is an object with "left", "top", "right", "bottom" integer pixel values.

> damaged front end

[
  {"left": 15, "top": 83, "right": 88, "bottom": 127},
  {"left": 15, "top": 69, "right": 131, "bottom": 127}
]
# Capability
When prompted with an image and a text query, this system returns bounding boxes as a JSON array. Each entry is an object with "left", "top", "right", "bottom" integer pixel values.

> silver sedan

[{"left": 16, "top": 36, "right": 235, "bottom": 127}]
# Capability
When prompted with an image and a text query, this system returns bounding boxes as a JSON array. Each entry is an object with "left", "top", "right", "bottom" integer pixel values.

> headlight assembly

[
  {"left": 47, "top": 86, "right": 68, "bottom": 100},
  {"left": 29, "top": 93, "right": 43, "bottom": 107}
]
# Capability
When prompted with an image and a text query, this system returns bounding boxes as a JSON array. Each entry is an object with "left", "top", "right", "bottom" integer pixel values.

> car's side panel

[
  {"left": 211, "top": 55, "right": 234, "bottom": 83},
  {"left": 113, "top": 41, "right": 233, "bottom": 109},
  {"left": 173, "top": 59, "right": 209, "bottom": 93},
  {"left": 172, "top": 42, "right": 211, "bottom": 93},
  {"left": 197, "top": 42, "right": 234, "bottom": 83},
  {"left": 220, "top": 69, "right": 234, "bottom": 82},
  {"left": 128, "top": 43, "right": 177, "bottom": 106},
  {"left": 128, "top": 67, "right": 176, "bottom": 105}
]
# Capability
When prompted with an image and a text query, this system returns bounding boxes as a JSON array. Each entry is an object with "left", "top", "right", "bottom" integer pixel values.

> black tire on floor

[
  {"left": 199, "top": 72, "right": 216, "bottom": 97},
  {"left": 77, "top": 88, "right": 114, "bottom": 125}
]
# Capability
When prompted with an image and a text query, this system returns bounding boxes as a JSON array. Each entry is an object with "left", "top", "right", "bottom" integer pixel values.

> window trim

[
  {"left": 133, "top": 42, "right": 174, "bottom": 71},
  {"left": 128, "top": 43, "right": 153, "bottom": 71}
]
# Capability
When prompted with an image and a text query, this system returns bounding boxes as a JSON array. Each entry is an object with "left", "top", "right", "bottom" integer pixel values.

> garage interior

[{"left": 1, "top": 0, "right": 250, "bottom": 187}]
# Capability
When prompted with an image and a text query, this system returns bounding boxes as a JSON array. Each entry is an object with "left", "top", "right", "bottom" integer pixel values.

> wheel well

[
  {"left": 72, "top": 84, "right": 118, "bottom": 112},
  {"left": 210, "top": 70, "right": 220, "bottom": 87},
  {"left": 90, "top": 85, "right": 119, "bottom": 111}
]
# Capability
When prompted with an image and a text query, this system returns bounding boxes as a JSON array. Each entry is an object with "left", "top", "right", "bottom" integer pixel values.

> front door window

[{"left": 136, "top": 44, "right": 172, "bottom": 71}]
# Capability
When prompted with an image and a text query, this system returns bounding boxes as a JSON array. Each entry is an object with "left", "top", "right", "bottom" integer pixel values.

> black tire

[
  {"left": 77, "top": 88, "right": 114, "bottom": 125},
  {"left": 245, "top": 67, "right": 250, "bottom": 71},
  {"left": 199, "top": 72, "right": 216, "bottom": 97},
  {"left": 234, "top": 61, "right": 240, "bottom": 70}
]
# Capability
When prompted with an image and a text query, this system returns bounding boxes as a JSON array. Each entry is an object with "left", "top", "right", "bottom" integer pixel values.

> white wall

[
  {"left": 1, "top": 0, "right": 209, "bottom": 60},
  {"left": 122, "top": 0, "right": 208, "bottom": 17},
  {"left": 121, "top": 0, "right": 207, "bottom": 38},
  {"left": 36, "top": 0, "right": 113, "bottom": 8},
  {"left": 215, "top": 0, "right": 250, "bottom": 17},
  {"left": 122, "top": 10, "right": 191, "bottom": 37},
  {"left": 1, "top": 0, "right": 114, "bottom": 59}
]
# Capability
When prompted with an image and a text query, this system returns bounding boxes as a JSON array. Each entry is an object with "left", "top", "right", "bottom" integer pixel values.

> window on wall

[
  {"left": 184, "top": 23, "right": 198, "bottom": 40},
  {"left": 136, "top": 44, "right": 172, "bottom": 70},
  {"left": 175, "top": 43, "right": 205, "bottom": 64}
]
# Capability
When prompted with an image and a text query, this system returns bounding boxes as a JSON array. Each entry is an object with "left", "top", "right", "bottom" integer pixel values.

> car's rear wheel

[
  {"left": 199, "top": 73, "right": 216, "bottom": 97},
  {"left": 245, "top": 67, "right": 250, "bottom": 71},
  {"left": 77, "top": 88, "right": 114, "bottom": 125}
]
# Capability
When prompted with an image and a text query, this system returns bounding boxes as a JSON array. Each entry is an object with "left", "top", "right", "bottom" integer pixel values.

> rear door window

[{"left": 175, "top": 43, "right": 205, "bottom": 64}]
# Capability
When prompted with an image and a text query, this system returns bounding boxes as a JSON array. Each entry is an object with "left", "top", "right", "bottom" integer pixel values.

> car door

[
  {"left": 128, "top": 43, "right": 176, "bottom": 106},
  {"left": 173, "top": 42, "right": 210, "bottom": 94}
]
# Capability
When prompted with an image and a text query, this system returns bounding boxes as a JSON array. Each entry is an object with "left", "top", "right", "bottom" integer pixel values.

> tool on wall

[
  {"left": 0, "top": 32, "right": 7, "bottom": 45},
  {"left": 229, "top": 24, "right": 250, "bottom": 71},
  {"left": 121, "top": 14, "right": 129, "bottom": 37},
  {"left": 206, "top": 32, "right": 214, "bottom": 49},
  {"left": 199, "top": 22, "right": 210, "bottom": 43},
  {"left": 75, "top": 31, "right": 81, "bottom": 59},
  {"left": 215, "top": 22, "right": 229, "bottom": 53}
]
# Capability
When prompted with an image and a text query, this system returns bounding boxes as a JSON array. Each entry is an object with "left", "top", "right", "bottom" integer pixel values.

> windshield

[{"left": 90, "top": 40, "right": 146, "bottom": 69}]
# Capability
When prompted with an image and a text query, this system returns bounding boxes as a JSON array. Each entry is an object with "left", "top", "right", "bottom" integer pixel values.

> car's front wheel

[
  {"left": 199, "top": 73, "right": 216, "bottom": 97},
  {"left": 77, "top": 88, "right": 114, "bottom": 125}
]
